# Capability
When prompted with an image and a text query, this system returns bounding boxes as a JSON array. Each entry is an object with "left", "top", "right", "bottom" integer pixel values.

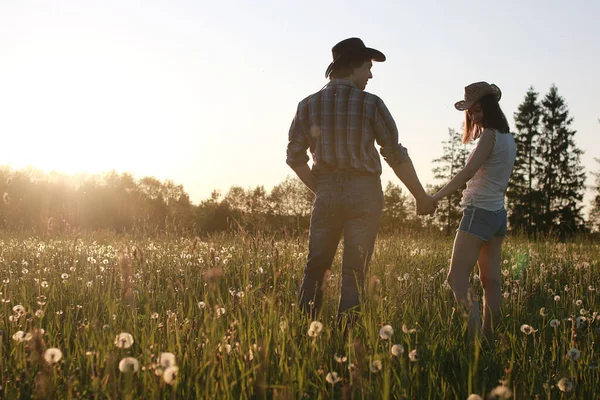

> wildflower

[
  {"left": 369, "top": 359, "right": 382, "bottom": 373},
  {"left": 539, "top": 307, "right": 547, "bottom": 317},
  {"left": 163, "top": 365, "right": 179, "bottom": 385},
  {"left": 159, "top": 352, "right": 176, "bottom": 368},
  {"left": 334, "top": 354, "right": 347, "bottom": 363},
  {"left": 549, "top": 319, "right": 560, "bottom": 328},
  {"left": 379, "top": 325, "right": 394, "bottom": 340},
  {"left": 489, "top": 384, "right": 512, "bottom": 399},
  {"left": 12, "top": 305, "right": 25, "bottom": 315},
  {"left": 520, "top": 324, "right": 537, "bottom": 335},
  {"left": 325, "top": 371, "right": 341, "bottom": 384},
  {"left": 114, "top": 332, "right": 134, "bottom": 349},
  {"left": 44, "top": 348, "right": 63, "bottom": 365},
  {"left": 118, "top": 357, "right": 139, "bottom": 373},
  {"left": 12, "top": 331, "right": 32, "bottom": 342},
  {"left": 308, "top": 321, "right": 323, "bottom": 337},
  {"left": 408, "top": 349, "right": 418, "bottom": 362},
  {"left": 557, "top": 377, "right": 573, "bottom": 392},
  {"left": 567, "top": 348, "right": 581, "bottom": 361},
  {"left": 391, "top": 344, "right": 405, "bottom": 356}
]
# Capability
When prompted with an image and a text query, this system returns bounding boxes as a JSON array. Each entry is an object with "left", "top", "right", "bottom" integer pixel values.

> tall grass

[{"left": 0, "top": 231, "right": 599, "bottom": 399}]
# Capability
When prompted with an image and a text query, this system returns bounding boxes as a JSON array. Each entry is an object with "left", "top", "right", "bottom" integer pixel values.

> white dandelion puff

[
  {"left": 391, "top": 344, "right": 405, "bottom": 356},
  {"left": 114, "top": 332, "right": 134, "bottom": 349},
  {"left": 44, "top": 348, "right": 63, "bottom": 365},
  {"left": 12, "top": 331, "right": 32, "bottom": 342},
  {"left": 334, "top": 354, "right": 347, "bottom": 363},
  {"left": 308, "top": 321, "right": 324, "bottom": 337},
  {"left": 520, "top": 324, "right": 537, "bottom": 335},
  {"left": 554, "top": 295, "right": 561, "bottom": 302},
  {"left": 467, "top": 395, "right": 483, "bottom": 400},
  {"left": 539, "top": 307, "right": 547, "bottom": 317},
  {"left": 379, "top": 325, "right": 394, "bottom": 340},
  {"left": 198, "top": 301, "right": 206, "bottom": 309},
  {"left": 567, "top": 348, "right": 581, "bottom": 361},
  {"left": 402, "top": 324, "right": 417, "bottom": 334},
  {"left": 489, "top": 384, "right": 512, "bottom": 399},
  {"left": 549, "top": 319, "right": 560, "bottom": 328},
  {"left": 408, "top": 349, "right": 418, "bottom": 362},
  {"left": 118, "top": 357, "right": 139, "bottom": 373},
  {"left": 369, "top": 359, "right": 382, "bottom": 373},
  {"left": 12, "top": 305, "right": 25, "bottom": 315},
  {"left": 163, "top": 365, "right": 179, "bottom": 385},
  {"left": 325, "top": 371, "right": 341, "bottom": 384},
  {"left": 61, "top": 273, "right": 69, "bottom": 280},
  {"left": 159, "top": 352, "right": 176, "bottom": 368},
  {"left": 557, "top": 377, "right": 573, "bottom": 392}
]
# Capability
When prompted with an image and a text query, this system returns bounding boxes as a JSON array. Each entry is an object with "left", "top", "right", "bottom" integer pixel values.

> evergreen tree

[
  {"left": 506, "top": 87, "right": 543, "bottom": 234},
  {"left": 589, "top": 158, "right": 600, "bottom": 232},
  {"left": 430, "top": 128, "right": 473, "bottom": 235},
  {"left": 537, "top": 85, "right": 586, "bottom": 235}
]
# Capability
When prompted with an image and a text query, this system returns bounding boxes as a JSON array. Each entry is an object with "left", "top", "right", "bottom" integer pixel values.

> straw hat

[{"left": 454, "top": 82, "right": 502, "bottom": 111}]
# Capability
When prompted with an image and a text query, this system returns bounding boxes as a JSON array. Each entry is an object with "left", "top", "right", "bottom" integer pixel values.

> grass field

[{"left": 1, "top": 231, "right": 599, "bottom": 399}]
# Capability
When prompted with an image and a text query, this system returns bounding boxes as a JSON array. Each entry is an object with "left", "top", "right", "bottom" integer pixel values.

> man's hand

[{"left": 416, "top": 195, "right": 437, "bottom": 216}]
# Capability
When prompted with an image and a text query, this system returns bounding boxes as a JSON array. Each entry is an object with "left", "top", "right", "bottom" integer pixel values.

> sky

[{"left": 0, "top": 0, "right": 599, "bottom": 210}]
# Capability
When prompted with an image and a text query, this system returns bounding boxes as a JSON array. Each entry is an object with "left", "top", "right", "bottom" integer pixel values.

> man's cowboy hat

[
  {"left": 454, "top": 82, "right": 502, "bottom": 111},
  {"left": 325, "top": 38, "right": 386, "bottom": 78}
]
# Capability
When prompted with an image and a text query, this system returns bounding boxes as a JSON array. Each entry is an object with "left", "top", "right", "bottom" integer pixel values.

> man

[{"left": 286, "top": 37, "right": 435, "bottom": 321}]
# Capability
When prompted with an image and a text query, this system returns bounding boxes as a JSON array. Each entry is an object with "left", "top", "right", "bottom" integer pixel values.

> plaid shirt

[{"left": 286, "top": 79, "right": 409, "bottom": 175}]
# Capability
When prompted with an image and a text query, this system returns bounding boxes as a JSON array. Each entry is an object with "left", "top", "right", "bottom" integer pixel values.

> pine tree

[
  {"left": 589, "top": 157, "right": 600, "bottom": 232},
  {"left": 506, "top": 87, "right": 543, "bottom": 235},
  {"left": 537, "top": 85, "right": 586, "bottom": 236},
  {"left": 431, "top": 128, "right": 473, "bottom": 235}
]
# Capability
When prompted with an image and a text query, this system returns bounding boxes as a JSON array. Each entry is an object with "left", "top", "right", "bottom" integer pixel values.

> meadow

[{"left": 0, "top": 231, "right": 599, "bottom": 399}]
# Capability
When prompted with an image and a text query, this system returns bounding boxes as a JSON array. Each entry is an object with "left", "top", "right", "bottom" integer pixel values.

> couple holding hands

[{"left": 286, "top": 38, "right": 516, "bottom": 342}]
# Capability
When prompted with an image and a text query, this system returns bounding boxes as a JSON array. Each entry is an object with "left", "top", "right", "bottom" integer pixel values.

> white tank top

[{"left": 460, "top": 130, "right": 516, "bottom": 211}]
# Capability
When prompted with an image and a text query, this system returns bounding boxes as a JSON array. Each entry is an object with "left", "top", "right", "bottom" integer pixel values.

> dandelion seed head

[
  {"left": 567, "top": 348, "right": 581, "bottom": 361},
  {"left": 44, "top": 348, "right": 63, "bottom": 365},
  {"left": 391, "top": 344, "right": 405, "bottom": 356},
  {"left": 557, "top": 377, "right": 573, "bottom": 392},
  {"left": 369, "top": 359, "right": 382, "bottom": 373},
  {"left": 489, "top": 384, "right": 512, "bottom": 399},
  {"left": 118, "top": 357, "right": 139, "bottom": 373},
  {"left": 114, "top": 332, "right": 134, "bottom": 349},
  {"left": 379, "top": 325, "right": 394, "bottom": 340},
  {"left": 520, "top": 324, "right": 537, "bottom": 335},
  {"left": 554, "top": 295, "right": 561, "bottom": 302},
  {"left": 325, "top": 371, "right": 341, "bottom": 384},
  {"left": 408, "top": 349, "right": 418, "bottom": 362},
  {"left": 549, "top": 319, "right": 560, "bottom": 328},
  {"left": 334, "top": 354, "right": 347, "bottom": 363},
  {"left": 159, "top": 352, "right": 176, "bottom": 368},
  {"left": 163, "top": 366, "right": 179, "bottom": 385}
]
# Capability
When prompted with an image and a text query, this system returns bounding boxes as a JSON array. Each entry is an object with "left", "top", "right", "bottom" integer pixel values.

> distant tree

[
  {"left": 589, "top": 157, "right": 600, "bottom": 232},
  {"left": 506, "top": 87, "right": 544, "bottom": 235},
  {"left": 269, "top": 176, "right": 313, "bottom": 217},
  {"left": 430, "top": 128, "right": 473, "bottom": 235},
  {"left": 536, "top": 85, "right": 586, "bottom": 235}
]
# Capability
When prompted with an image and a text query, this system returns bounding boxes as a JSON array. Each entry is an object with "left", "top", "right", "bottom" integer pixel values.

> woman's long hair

[{"left": 463, "top": 94, "right": 510, "bottom": 143}]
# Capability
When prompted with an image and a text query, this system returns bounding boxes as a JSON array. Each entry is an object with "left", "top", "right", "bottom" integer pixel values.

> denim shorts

[{"left": 458, "top": 206, "right": 507, "bottom": 241}]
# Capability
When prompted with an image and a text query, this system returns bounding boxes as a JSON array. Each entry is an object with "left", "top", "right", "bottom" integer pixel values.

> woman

[{"left": 433, "top": 82, "right": 516, "bottom": 342}]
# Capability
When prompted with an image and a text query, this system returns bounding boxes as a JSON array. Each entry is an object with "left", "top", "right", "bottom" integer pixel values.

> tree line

[{"left": 0, "top": 85, "right": 598, "bottom": 237}]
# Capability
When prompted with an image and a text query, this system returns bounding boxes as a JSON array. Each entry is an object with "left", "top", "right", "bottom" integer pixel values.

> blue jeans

[{"left": 298, "top": 171, "right": 383, "bottom": 317}]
